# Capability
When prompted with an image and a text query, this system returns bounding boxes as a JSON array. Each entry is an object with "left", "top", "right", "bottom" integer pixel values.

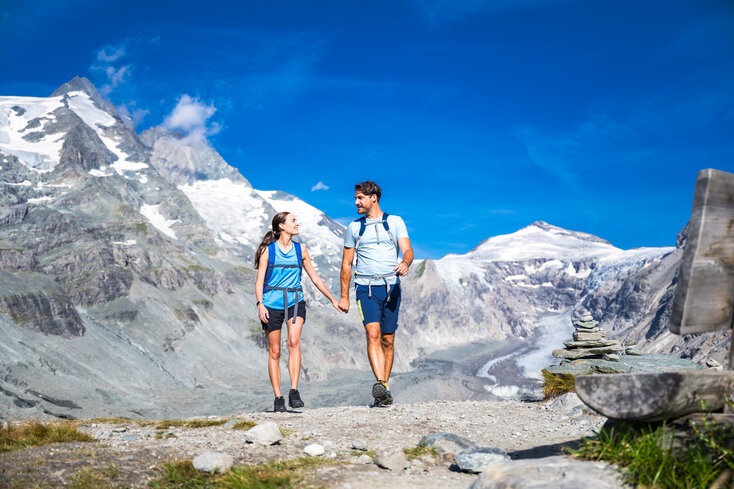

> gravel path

[{"left": 0, "top": 398, "right": 610, "bottom": 488}]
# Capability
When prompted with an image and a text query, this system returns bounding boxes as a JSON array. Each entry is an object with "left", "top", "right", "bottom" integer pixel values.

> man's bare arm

[
  {"left": 394, "top": 237, "right": 414, "bottom": 276},
  {"left": 338, "top": 246, "right": 354, "bottom": 312}
]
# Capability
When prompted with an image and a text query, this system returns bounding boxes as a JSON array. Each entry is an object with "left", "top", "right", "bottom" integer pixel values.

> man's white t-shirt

[{"left": 344, "top": 214, "right": 409, "bottom": 286}]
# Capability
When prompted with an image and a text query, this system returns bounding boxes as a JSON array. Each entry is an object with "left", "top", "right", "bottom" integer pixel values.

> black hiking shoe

[
  {"left": 274, "top": 396, "right": 286, "bottom": 412},
  {"left": 372, "top": 381, "right": 390, "bottom": 405},
  {"left": 288, "top": 389, "right": 304, "bottom": 409}
]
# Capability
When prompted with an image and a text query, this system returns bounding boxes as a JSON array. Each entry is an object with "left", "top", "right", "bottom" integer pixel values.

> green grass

[
  {"left": 350, "top": 449, "right": 375, "bottom": 458},
  {"left": 154, "top": 420, "right": 228, "bottom": 430},
  {"left": 541, "top": 369, "right": 576, "bottom": 398},
  {"left": 403, "top": 445, "right": 438, "bottom": 460},
  {"left": 0, "top": 420, "right": 94, "bottom": 453},
  {"left": 69, "top": 467, "right": 120, "bottom": 489},
  {"left": 148, "top": 457, "right": 330, "bottom": 489},
  {"left": 231, "top": 421, "right": 256, "bottom": 431},
  {"left": 568, "top": 417, "right": 734, "bottom": 488}
]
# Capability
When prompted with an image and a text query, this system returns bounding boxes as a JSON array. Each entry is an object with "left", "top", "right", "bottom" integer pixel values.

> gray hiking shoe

[
  {"left": 384, "top": 388, "right": 393, "bottom": 406},
  {"left": 372, "top": 381, "right": 390, "bottom": 405},
  {"left": 369, "top": 397, "right": 387, "bottom": 408}
]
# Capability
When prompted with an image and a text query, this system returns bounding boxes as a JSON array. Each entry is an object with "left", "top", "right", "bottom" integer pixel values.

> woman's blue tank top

[{"left": 263, "top": 243, "right": 302, "bottom": 309}]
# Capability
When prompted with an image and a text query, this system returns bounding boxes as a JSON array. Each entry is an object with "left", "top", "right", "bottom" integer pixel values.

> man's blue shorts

[{"left": 355, "top": 283, "right": 402, "bottom": 334}]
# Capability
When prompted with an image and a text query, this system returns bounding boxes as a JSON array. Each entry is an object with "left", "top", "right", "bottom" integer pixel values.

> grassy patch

[
  {"left": 231, "top": 420, "right": 256, "bottom": 431},
  {"left": 148, "top": 457, "right": 331, "bottom": 489},
  {"left": 69, "top": 467, "right": 118, "bottom": 489},
  {"left": 569, "top": 417, "right": 734, "bottom": 488},
  {"left": 154, "top": 419, "right": 228, "bottom": 430},
  {"left": 0, "top": 420, "right": 94, "bottom": 453},
  {"left": 350, "top": 449, "right": 375, "bottom": 458},
  {"left": 541, "top": 369, "right": 575, "bottom": 398},
  {"left": 156, "top": 431, "right": 178, "bottom": 440},
  {"left": 403, "top": 445, "right": 438, "bottom": 460}
]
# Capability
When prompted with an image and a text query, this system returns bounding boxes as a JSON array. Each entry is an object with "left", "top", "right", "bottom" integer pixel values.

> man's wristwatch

[{"left": 256, "top": 300, "right": 262, "bottom": 306}]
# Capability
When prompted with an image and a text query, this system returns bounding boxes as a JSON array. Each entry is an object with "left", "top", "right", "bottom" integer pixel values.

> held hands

[
  {"left": 330, "top": 298, "right": 341, "bottom": 312},
  {"left": 394, "top": 261, "right": 410, "bottom": 276},
  {"left": 337, "top": 296, "right": 350, "bottom": 313},
  {"left": 258, "top": 303, "right": 269, "bottom": 323}
]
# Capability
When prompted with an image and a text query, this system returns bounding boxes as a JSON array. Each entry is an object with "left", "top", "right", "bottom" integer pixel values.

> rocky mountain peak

[
  {"left": 140, "top": 126, "right": 247, "bottom": 186},
  {"left": 50, "top": 76, "right": 119, "bottom": 118}
]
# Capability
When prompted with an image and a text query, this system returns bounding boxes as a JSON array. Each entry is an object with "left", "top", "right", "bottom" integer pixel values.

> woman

[{"left": 255, "top": 211, "right": 339, "bottom": 412}]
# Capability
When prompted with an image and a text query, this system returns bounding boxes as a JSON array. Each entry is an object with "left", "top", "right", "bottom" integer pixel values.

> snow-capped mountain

[{"left": 139, "top": 127, "right": 345, "bottom": 278}]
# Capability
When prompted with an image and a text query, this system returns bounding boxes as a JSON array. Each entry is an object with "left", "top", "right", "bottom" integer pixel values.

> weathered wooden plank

[
  {"left": 575, "top": 371, "right": 734, "bottom": 421},
  {"left": 670, "top": 168, "right": 734, "bottom": 335}
]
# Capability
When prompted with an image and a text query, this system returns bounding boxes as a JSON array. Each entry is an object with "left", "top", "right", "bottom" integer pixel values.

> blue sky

[{"left": 1, "top": 0, "right": 733, "bottom": 258}]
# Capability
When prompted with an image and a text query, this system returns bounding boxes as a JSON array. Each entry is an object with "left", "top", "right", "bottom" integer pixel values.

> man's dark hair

[{"left": 355, "top": 181, "right": 381, "bottom": 202}]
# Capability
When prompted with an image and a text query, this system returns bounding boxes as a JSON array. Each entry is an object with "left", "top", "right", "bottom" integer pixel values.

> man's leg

[
  {"left": 365, "top": 322, "right": 386, "bottom": 381},
  {"left": 381, "top": 332, "right": 395, "bottom": 382}
]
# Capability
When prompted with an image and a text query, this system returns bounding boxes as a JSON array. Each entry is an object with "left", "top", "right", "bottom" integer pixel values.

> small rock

[
  {"left": 374, "top": 446, "right": 407, "bottom": 471},
  {"left": 705, "top": 359, "right": 722, "bottom": 368},
  {"left": 304, "top": 443, "right": 325, "bottom": 456},
  {"left": 468, "top": 455, "right": 624, "bottom": 489},
  {"left": 356, "top": 454, "right": 373, "bottom": 464},
  {"left": 626, "top": 348, "right": 643, "bottom": 356},
  {"left": 351, "top": 438, "right": 369, "bottom": 451},
  {"left": 112, "top": 427, "right": 128, "bottom": 433},
  {"left": 573, "top": 331, "right": 603, "bottom": 341},
  {"left": 244, "top": 421, "right": 283, "bottom": 445},
  {"left": 623, "top": 339, "right": 639, "bottom": 346},
  {"left": 222, "top": 419, "right": 238, "bottom": 429},
  {"left": 419, "top": 432, "right": 477, "bottom": 457},
  {"left": 602, "top": 354, "right": 619, "bottom": 362},
  {"left": 548, "top": 392, "right": 584, "bottom": 413},
  {"left": 455, "top": 447, "right": 510, "bottom": 473},
  {"left": 193, "top": 451, "right": 233, "bottom": 473}
]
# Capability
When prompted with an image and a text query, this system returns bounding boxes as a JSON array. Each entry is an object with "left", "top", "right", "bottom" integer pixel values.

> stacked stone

[{"left": 552, "top": 312, "right": 623, "bottom": 362}]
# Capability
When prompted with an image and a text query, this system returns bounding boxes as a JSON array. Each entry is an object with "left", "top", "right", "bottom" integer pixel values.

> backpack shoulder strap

[
  {"left": 264, "top": 242, "right": 276, "bottom": 286},
  {"left": 356, "top": 216, "right": 367, "bottom": 237},
  {"left": 381, "top": 213, "right": 399, "bottom": 256},
  {"left": 381, "top": 213, "right": 390, "bottom": 231},
  {"left": 294, "top": 242, "right": 303, "bottom": 267}
]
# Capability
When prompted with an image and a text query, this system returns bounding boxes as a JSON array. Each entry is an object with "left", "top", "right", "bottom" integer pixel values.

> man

[{"left": 338, "top": 181, "right": 414, "bottom": 406}]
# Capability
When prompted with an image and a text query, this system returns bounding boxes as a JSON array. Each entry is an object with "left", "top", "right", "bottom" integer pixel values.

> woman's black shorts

[{"left": 261, "top": 301, "right": 307, "bottom": 331}]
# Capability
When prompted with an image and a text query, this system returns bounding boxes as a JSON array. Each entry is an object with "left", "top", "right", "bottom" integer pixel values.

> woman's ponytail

[{"left": 254, "top": 212, "right": 291, "bottom": 267}]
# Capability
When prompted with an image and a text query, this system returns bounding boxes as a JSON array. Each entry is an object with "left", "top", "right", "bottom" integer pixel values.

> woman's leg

[
  {"left": 286, "top": 317, "right": 304, "bottom": 389},
  {"left": 266, "top": 329, "right": 282, "bottom": 397}
]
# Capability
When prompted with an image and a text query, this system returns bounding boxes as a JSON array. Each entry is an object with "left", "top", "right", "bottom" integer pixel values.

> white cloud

[
  {"left": 91, "top": 43, "right": 132, "bottom": 95},
  {"left": 311, "top": 181, "right": 329, "bottom": 191},
  {"left": 96, "top": 45, "right": 126, "bottom": 63},
  {"left": 163, "top": 94, "right": 221, "bottom": 145}
]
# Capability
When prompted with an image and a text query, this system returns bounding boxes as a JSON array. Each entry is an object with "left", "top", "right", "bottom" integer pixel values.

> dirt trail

[{"left": 0, "top": 398, "right": 606, "bottom": 488}]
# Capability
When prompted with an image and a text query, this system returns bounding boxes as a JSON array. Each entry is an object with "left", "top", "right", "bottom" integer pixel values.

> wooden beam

[{"left": 575, "top": 371, "right": 734, "bottom": 421}]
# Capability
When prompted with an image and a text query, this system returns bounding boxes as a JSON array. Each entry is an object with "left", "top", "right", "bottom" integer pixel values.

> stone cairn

[{"left": 552, "top": 312, "right": 623, "bottom": 362}]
